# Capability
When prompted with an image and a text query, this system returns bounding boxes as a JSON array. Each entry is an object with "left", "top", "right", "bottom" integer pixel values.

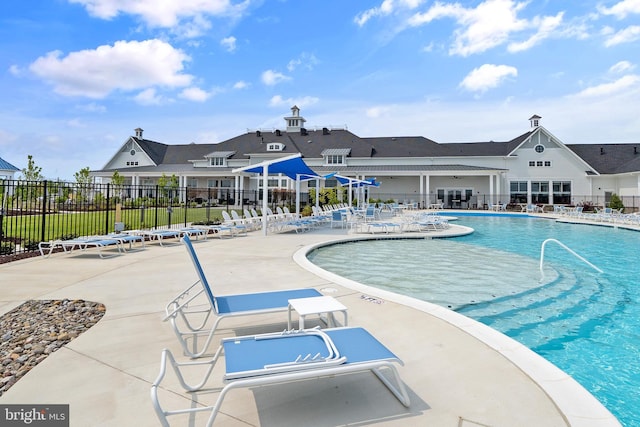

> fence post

[
  {"left": 40, "top": 180, "right": 48, "bottom": 243},
  {"left": 206, "top": 188, "right": 211, "bottom": 222},
  {"left": 183, "top": 187, "right": 188, "bottom": 226},
  {"left": 154, "top": 185, "right": 159, "bottom": 229},
  {"left": 105, "top": 183, "right": 111, "bottom": 235}
]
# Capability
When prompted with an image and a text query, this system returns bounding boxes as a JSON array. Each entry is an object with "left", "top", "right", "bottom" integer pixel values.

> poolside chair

[
  {"left": 165, "top": 236, "right": 322, "bottom": 358},
  {"left": 151, "top": 327, "right": 410, "bottom": 426},
  {"left": 38, "top": 236, "right": 124, "bottom": 258},
  {"left": 220, "top": 211, "right": 248, "bottom": 236}
]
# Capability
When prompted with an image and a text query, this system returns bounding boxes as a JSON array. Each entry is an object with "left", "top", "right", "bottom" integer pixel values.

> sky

[{"left": 1, "top": 0, "right": 639, "bottom": 180}]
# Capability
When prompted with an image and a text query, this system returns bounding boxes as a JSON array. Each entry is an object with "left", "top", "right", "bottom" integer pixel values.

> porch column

[
  {"left": 496, "top": 173, "right": 501, "bottom": 204},
  {"left": 181, "top": 175, "right": 187, "bottom": 203},
  {"left": 548, "top": 180, "right": 554, "bottom": 206},
  {"left": 489, "top": 174, "right": 495, "bottom": 204},
  {"left": 234, "top": 175, "right": 240, "bottom": 207},
  {"left": 238, "top": 174, "right": 244, "bottom": 207}
]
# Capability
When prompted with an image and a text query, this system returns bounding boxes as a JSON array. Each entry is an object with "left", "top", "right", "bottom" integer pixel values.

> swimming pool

[{"left": 307, "top": 215, "right": 640, "bottom": 426}]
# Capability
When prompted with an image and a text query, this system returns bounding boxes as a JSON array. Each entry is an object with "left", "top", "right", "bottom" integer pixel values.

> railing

[
  {"left": 0, "top": 180, "right": 302, "bottom": 260},
  {"left": 539, "top": 238, "right": 603, "bottom": 279}
]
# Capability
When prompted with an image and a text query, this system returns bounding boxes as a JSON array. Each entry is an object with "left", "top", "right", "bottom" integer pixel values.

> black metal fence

[
  {"left": 0, "top": 180, "right": 302, "bottom": 259},
  {"left": 1, "top": 179, "right": 638, "bottom": 260}
]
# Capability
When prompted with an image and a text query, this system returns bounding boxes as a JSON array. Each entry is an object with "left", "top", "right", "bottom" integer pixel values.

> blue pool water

[{"left": 307, "top": 216, "right": 640, "bottom": 426}]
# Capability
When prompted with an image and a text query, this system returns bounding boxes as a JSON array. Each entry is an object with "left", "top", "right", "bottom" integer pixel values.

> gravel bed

[{"left": 0, "top": 299, "right": 106, "bottom": 396}]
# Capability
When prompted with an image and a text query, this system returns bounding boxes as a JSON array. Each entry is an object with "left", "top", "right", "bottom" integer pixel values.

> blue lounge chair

[
  {"left": 165, "top": 236, "right": 322, "bottom": 357},
  {"left": 151, "top": 327, "right": 410, "bottom": 426}
]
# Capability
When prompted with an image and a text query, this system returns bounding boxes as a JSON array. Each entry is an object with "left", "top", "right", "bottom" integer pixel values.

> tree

[
  {"left": 111, "top": 170, "right": 124, "bottom": 187},
  {"left": 20, "top": 155, "right": 44, "bottom": 181},
  {"left": 110, "top": 170, "right": 125, "bottom": 202},
  {"left": 609, "top": 193, "right": 624, "bottom": 211},
  {"left": 74, "top": 167, "right": 92, "bottom": 202},
  {"left": 158, "top": 173, "right": 179, "bottom": 202},
  {"left": 74, "top": 167, "right": 91, "bottom": 185}
]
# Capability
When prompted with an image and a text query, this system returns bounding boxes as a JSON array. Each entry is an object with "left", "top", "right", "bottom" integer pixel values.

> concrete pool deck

[{"left": 0, "top": 217, "right": 622, "bottom": 426}]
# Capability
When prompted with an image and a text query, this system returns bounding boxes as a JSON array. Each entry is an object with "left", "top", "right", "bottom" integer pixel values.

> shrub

[
  {"left": 0, "top": 242, "right": 14, "bottom": 255},
  {"left": 609, "top": 193, "right": 624, "bottom": 211},
  {"left": 22, "top": 240, "right": 40, "bottom": 251}
]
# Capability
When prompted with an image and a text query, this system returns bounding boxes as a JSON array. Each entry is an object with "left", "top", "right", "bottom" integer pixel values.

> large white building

[{"left": 92, "top": 107, "right": 640, "bottom": 210}]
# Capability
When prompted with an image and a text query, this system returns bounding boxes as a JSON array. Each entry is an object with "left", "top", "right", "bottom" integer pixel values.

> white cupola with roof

[
  {"left": 284, "top": 105, "right": 306, "bottom": 132},
  {"left": 134, "top": 127, "right": 144, "bottom": 138},
  {"left": 529, "top": 115, "right": 541, "bottom": 128}
]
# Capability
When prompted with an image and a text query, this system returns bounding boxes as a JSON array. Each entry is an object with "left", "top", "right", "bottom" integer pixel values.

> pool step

[{"left": 457, "top": 269, "right": 626, "bottom": 350}]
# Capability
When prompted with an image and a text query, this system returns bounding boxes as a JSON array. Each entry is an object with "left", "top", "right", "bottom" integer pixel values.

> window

[
  {"left": 188, "top": 178, "right": 198, "bottom": 188},
  {"left": 553, "top": 181, "right": 571, "bottom": 204},
  {"left": 258, "top": 178, "right": 287, "bottom": 188},
  {"left": 544, "top": 161, "right": 552, "bottom": 167},
  {"left": 210, "top": 157, "right": 225, "bottom": 167},
  {"left": 534, "top": 144, "right": 545, "bottom": 153},
  {"left": 326, "top": 154, "right": 344, "bottom": 165},
  {"left": 324, "top": 178, "right": 338, "bottom": 188},
  {"left": 510, "top": 181, "right": 528, "bottom": 203},
  {"left": 529, "top": 161, "right": 535, "bottom": 167},
  {"left": 531, "top": 181, "right": 549, "bottom": 203},
  {"left": 267, "top": 143, "right": 285, "bottom": 151},
  {"left": 219, "top": 179, "right": 232, "bottom": 188},
  {"left": 207, "top": 179, "right": 217, "bottom": 188}
]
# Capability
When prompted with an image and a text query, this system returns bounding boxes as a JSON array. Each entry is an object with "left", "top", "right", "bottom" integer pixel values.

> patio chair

[
  {"left": 221, "top": 211, "right": 248, "bottom": 236},
  {"left": 151, "top": 327, "right": 410, "bottom": 426},
  {"left": 38, "top": 236, "right": 124, "bottom": 258},
  {"left": 165, "top": 236, "right": 322, "bottom": 358}
]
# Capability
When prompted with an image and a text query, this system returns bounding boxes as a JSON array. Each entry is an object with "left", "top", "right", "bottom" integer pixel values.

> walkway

[{"left": 0, "top": 222, "right": 619, "bottom": 426}]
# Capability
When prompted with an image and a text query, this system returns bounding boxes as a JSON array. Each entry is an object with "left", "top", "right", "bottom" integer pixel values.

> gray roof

[
  {"left": 566, "top": 144, "right": 640, "bottom": 174},
  {"left": 97, "top": 128, "right": 638, "bottom": 176},
  {"left": 0, "top": 156, "right": 19, "bottom": 171}
]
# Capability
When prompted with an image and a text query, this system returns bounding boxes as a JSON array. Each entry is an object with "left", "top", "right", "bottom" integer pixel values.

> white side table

[{"left": 287, "top": 296, "right": 348, "bottom": 330}]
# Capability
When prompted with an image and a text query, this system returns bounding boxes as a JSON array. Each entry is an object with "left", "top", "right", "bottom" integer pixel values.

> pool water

[{"left": 307, "top": 216, "right": 640, "bottom": 426}]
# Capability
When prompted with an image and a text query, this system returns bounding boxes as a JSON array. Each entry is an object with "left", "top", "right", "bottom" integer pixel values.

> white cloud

[
  {"left": 287, "top": 53, "right": 319, "bottom": 72},
  {"left": 261, "top": 69, "right": 291, "bottom": 86},
  {"left": 221, "top": 36, "right": 237, "bottom": 52},
  {"left": 69, "top": 0, "right": 248, "bottom": 29},
  {"left": 8, "top": 65, "right": 22, "bottom": 76},
  {"left": 598, "top": 0, "right": 640, "bottom": 19},
  {"left": 29, "top": 39, "right": 192, "bottom": 99},
  {"left": 508, "top": 12, "right": 564, "bottom": 52},
  {"left": 76, "top": 103, "right": 107, "bottom": 113},
  {"left": 354, "top": 0, "right": 397, "bottom": 27},
  {"left": 179, "top": 87, "right": 210, "bottom": 102},
  {"left": 366, "top": 106, "right": 392, "bottom": 118},
  {"left": 268, "top": 95, "right": 319, "bottom": 108},
  {"left": 573, "top": 74, "right": 640, "bottom": 98},
  {"left": 233, "top": 80, "right": 249, "bottom": 89},
  {"left": 603, "top": 25, "right": 640, "bottom": 46},
  {"left": 133, "top": 88, "right": 165, "bottom": 105},
  {"left": 609, "top": 60, "right": 635, "bottom": 74},
  {"left": 459, "top": 64, "right": 518, "bottom": 93}
]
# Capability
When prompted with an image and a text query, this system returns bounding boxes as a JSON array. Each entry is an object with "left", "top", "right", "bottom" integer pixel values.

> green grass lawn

[{"left": 1, "top": 206, "right": 228, "bottom": 243}]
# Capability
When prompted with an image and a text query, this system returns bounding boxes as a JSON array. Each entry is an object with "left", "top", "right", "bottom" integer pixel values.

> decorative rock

[{"left": 0, "top": 299, "right": 106, "bottom": 397}]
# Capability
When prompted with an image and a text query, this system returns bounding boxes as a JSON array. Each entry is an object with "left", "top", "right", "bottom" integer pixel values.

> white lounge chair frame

[
  {"left": 151, "top": 327, "right": 410, "bottom": 427},
  {"left": 165, "top": 236, "right": 322, "bottom": 357}
]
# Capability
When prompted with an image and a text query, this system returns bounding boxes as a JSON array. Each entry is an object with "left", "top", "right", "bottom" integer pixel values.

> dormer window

[
  {"left": 267, "top": 142, "right": 285, "bottom": 151},
  {"left": 322, "top": 148, "right": 351, "bottom": 166},
  {"left": 205, "top": 150, "right": 235, "bottom": 167},
  {"left": 210, "top": 157, "right": 226, "bottom": 166},
  {"left": 326, "top": 154, "right": 345, "bottom": 165}
]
